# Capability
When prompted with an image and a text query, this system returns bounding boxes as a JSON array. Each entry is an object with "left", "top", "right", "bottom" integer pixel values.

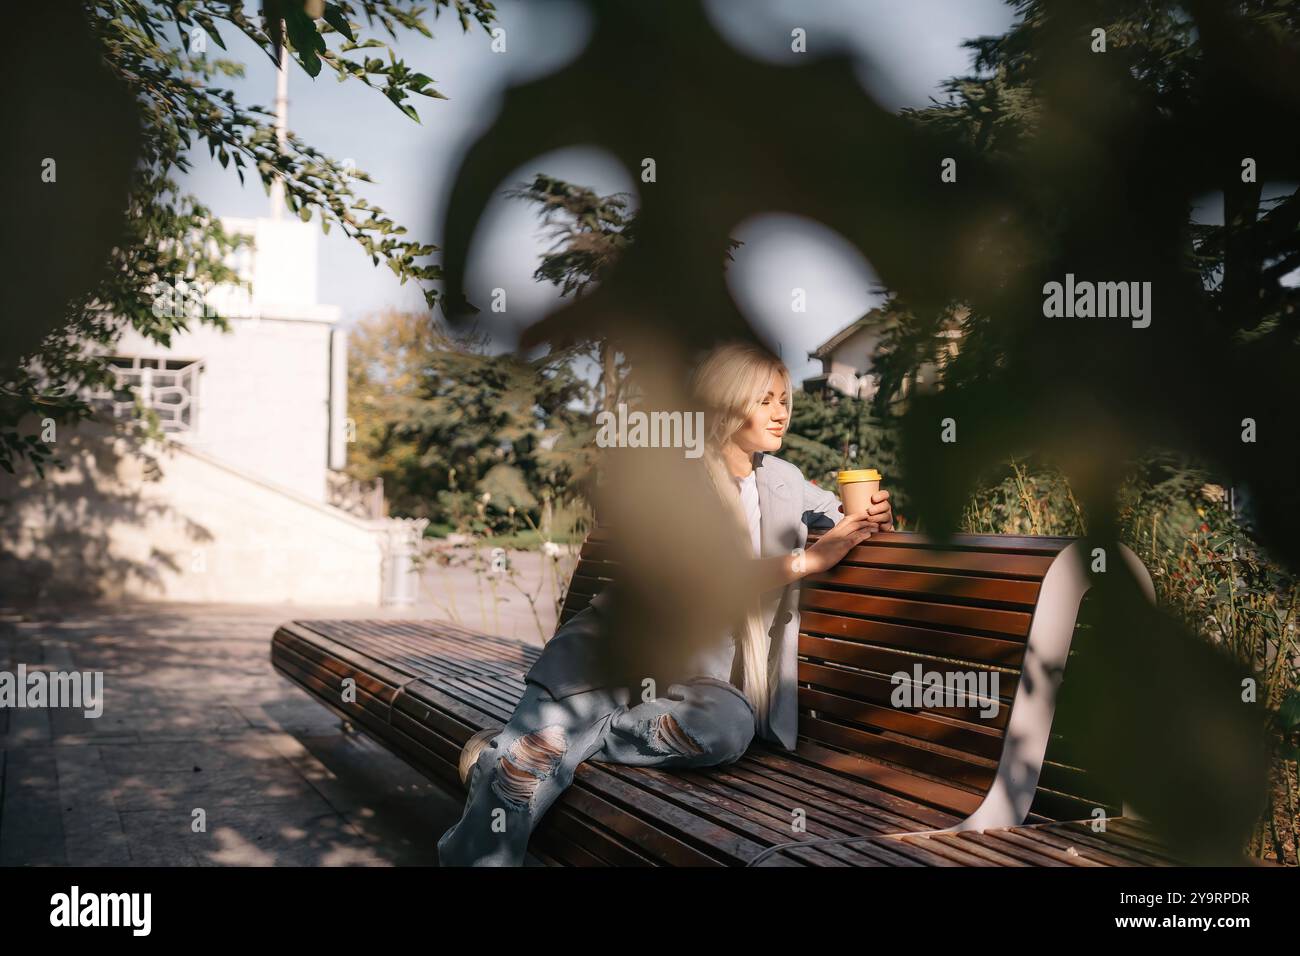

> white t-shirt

[{"left": 733, "top": 469, "right": 761, "bottom": 557}]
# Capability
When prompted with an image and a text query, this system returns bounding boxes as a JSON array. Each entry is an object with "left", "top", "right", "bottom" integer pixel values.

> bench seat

[
  {"left": 271, "top": 528, "right": 1181, "bottom": 866},
  {"left": 274, "top": 619, "right": 980, "bottom": 865}
]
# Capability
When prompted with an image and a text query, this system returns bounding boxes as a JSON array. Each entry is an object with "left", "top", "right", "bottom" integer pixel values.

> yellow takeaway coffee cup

[{"left": 836, "top": 468, "right": 881, "bottom": 517}]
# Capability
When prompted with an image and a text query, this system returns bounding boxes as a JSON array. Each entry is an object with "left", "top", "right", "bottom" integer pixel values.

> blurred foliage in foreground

[{"left": 434, "top": 0, "right": 1298, "bottom": 863}]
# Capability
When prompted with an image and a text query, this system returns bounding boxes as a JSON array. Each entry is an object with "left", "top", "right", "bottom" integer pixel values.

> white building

[
  {"left": 0, "top": 216, "right": 422, "bottom": 606},
  {"left": 803, "top": 309, "right": 889, "bottom": 400},
  {"left": 803, "top": 306, "right": 965, "bottom": 402},
  {"left": 113, "top": 217, "right": 349, "bottom": 502}
]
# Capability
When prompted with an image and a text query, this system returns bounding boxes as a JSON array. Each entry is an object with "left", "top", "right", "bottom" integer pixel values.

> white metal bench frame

[{"left": 937, "top": 541, "right": 1156, "bottom": 833}]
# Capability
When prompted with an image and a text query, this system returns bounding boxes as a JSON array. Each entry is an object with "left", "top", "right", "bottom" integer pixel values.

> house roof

[
  {"left": 808, "top": 305, "right": 972, "bottom": 362},
  {"left": 807, "top": 308, "right": 886, "bottom": 361}
]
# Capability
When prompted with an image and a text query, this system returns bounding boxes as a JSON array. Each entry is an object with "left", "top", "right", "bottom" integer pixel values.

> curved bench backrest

[{"left": 557, "top": 527, "right": 1150, "bottom": 825}]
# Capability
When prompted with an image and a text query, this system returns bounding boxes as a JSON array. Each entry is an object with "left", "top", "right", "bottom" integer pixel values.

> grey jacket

[{"left": 525, "top": 452, "right": 846, "bottom": 751}]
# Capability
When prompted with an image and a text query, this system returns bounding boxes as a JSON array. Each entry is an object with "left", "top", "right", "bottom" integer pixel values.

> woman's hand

[
  {"left": 868, "top": 489, "right": 894, "bottom": 531},
  {"left": 804, "top": 511, "right": 881, "bottom": 576}
]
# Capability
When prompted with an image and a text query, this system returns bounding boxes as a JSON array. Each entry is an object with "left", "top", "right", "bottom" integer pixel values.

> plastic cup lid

[{"left": 836, "top": 468, "right": 881, "bottom": 483}]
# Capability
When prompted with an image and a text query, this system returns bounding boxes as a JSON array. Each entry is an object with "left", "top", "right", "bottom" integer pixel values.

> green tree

[
  {"left": 1, "top": 0, "right": 495, "bottom": 474},
  {"left": 505, "top": 174, "right": 637, "bottom": 415},
  {"left": 872, "top": 1, "right": 1300, "bottom": 423},
  {"left": 348, "top": 309, "right": 597, "bottom": 536}
]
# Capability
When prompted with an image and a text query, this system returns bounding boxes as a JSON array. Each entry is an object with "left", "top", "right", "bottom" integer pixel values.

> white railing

[
  {"left": 326, "top": 471, "right": 386, "bottom": 520},
  {"left": 88, "top": 356, "right": 202, "bottom": 433}
]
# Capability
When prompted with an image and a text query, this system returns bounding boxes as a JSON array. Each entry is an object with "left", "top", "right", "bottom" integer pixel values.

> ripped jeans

[{"left": 436, "top": 676, "right": 757, "bottom": 867}]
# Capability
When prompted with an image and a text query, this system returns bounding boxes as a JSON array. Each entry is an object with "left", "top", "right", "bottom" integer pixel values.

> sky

[{"left": 180, "top": 0, "right": 1021, "bottom": 386}]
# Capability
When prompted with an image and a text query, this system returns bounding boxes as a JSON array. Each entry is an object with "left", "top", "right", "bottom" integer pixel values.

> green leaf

[
  {"left": 195, "top": 14, "right": 227, "bottom": 51},
  {"left": 284, "top": 7, "right": 325, "bottom": 77},
  {"left": 322, "top": 4, "right": 355, "bottom": 42},
  {"left": 1279, "top": 689, "right": 1300, "bottom": 732},
  {"left": 299, "top": 49, "right": 323, "bottom": 78}
]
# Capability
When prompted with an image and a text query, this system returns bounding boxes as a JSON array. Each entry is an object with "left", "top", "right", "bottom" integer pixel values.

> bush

[{"left": 962, "top": 452, "right": 1299, "bottom": 865}]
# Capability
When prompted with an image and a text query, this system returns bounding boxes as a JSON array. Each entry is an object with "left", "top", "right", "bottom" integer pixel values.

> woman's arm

[
  {"left": 744, "top": 473, "right": 896, "bottom": 595},
  {"left": 802, "top": 478, "right": 894, "bottom": 531},
  {"left": 748, "top": 512, "right": 883, "bottom": 593},
  {"left": 802, "top": 478, "right": 845, "bottom": 530}
]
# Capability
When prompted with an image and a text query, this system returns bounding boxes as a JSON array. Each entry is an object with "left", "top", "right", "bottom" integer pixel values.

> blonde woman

[{"left": 436, "top": 341, "right": 893, "bottom": 866}]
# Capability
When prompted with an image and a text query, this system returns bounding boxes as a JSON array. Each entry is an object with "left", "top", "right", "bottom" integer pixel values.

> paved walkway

[{"left": 0, "top": 598, "right": 556, "bottom": 866}]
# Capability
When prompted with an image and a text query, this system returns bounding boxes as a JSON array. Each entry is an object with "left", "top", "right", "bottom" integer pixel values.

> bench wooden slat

[
  {"left": 276, "top": 622, "right": 415, "bottom": 695},
  {"left": 929, "top": 831, "right": 1032, "bottom": 866},
  {"left": 799, "top": 588, "right": 1034, "bottom": 638},
  {"left": 799, "top": 615, "right": 1026, "bottom": 666},
  {"left": 736, "top": 755, "right": 962, "bottom": 831},
  {"left": 834, "top": 544, "right": 1056, "bottom": 578},
  {"left": 540, "top": 804, "right": 670, "bottom": 866},
  {"left": 809, "top": 565, "right": 1043, "bottom": 607},
  {"left": 955, "top": 830, "right": 1072, "bottom": 867},
  {"left": 981, "top": 828, "right": 1107, "bottom": 866},
  {"left": 778, "top": 739, "right": 990, "bottom": 820},
  {"left": 662, "top": 767, "right": 904, "bottom": 866},
  {"left": 893, "top": 833, "right": 1002, "bottom": 866},
  {"left": 293, "top": 618, "right": 539, "bottom": 680},
  {"left": 559, "top": 765, "right": 740, "bottom": 866},
  {"left": 1105, "top": 818, "right": 1192, "bottom": 859},
  {"left": 1027, "top": 788, "right": 1117, "bottom": 825},
  {"left": 1003, "top": 824, "right": 1140, "bottom": 867},
  {"left": 272, "top": 645, "right": 400, "bottom": 738},
  {"left": 1052, "top": 821, "right": 1182, "bottom": 866},
  {"left": 591, "top": 525, "right": 1076, "bottom": 555},
  {"left": 799, "top": 660, "right": 1013, "bottom": 733},
  {"left": 861, "top": 834, "right": 970, "bottom": 867},
  {"left": 826, "top": 530, "right": 1077, "bottom": 554},
  {"left": 705, "top": 763, "right": 917, "bottom": 841},
  {"left": 798, "top": 714, "right": 997, "bottom": 791},
  {"left": 663, "top": 768, "right": 926, "bottom": 867},
  {"left": 271, "top": 638, "right": 399, "bottom": 722},
  {"left": 798, "top": 636, "right": 1022, "bottom": 699},
  {"left": 581, "top": 537, "right": 1061, "bottom": 579},
  {"left": 798, "top": 685, "right": 1006, "bottom": 761},
  {"left": 592, "top": 762, "right": 851, "bottom": 867}
]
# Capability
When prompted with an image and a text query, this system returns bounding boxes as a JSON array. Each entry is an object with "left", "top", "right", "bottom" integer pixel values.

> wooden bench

[{"left": 271, "top": 528, "right": 1169, "bottom": 866}]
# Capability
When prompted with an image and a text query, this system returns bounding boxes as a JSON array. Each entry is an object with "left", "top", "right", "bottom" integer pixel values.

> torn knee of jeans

[
  {"left": 490, "top": 725, "right": 567, "bottom": 808},
  {"left": 648, "top": 713, "right": 706, "bottom": 757}
]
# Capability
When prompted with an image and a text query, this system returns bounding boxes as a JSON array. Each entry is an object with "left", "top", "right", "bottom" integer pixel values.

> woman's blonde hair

[{"left": 686, "top": 340, "right": 794, "bottom": 732}]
